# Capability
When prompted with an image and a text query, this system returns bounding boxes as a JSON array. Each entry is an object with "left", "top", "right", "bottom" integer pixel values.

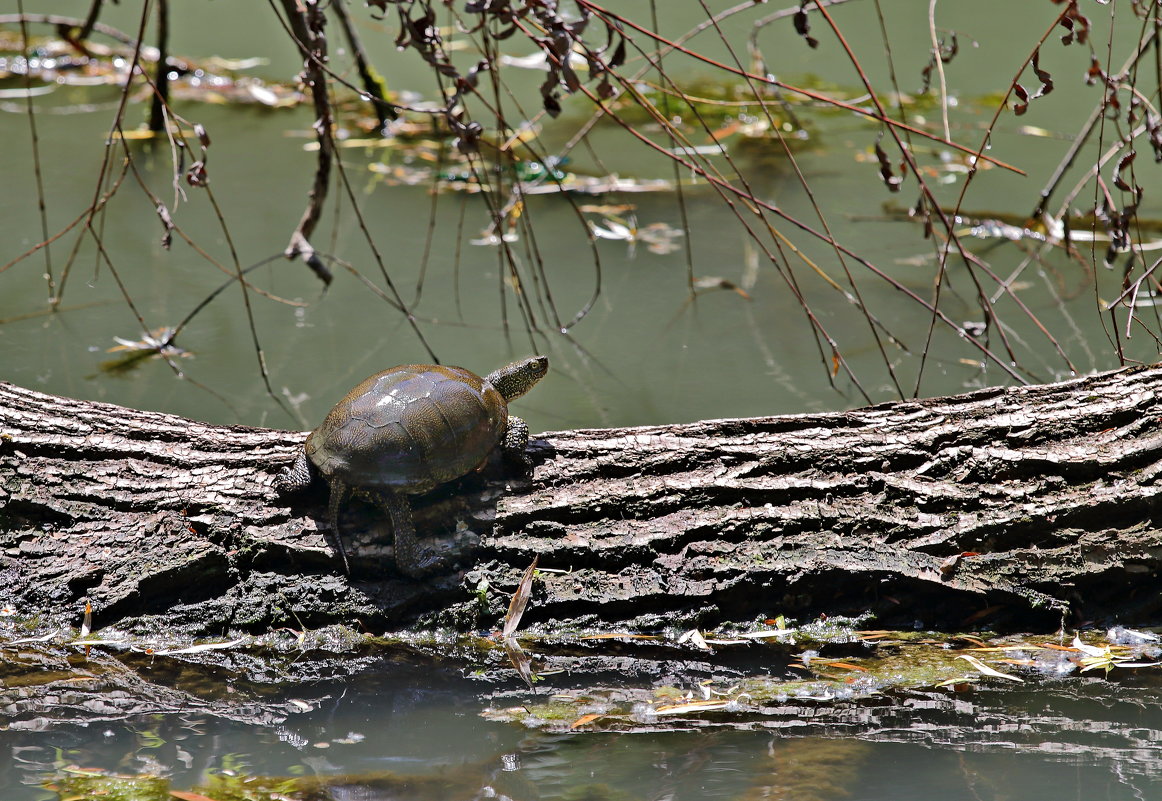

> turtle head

[{"left": 489, "top": 355, "right": 549, "bottom": 401}]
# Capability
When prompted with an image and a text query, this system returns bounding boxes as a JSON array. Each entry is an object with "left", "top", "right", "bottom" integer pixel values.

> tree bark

[{"left": 2, "top": 366, "right": 1160, "bottom": 638}]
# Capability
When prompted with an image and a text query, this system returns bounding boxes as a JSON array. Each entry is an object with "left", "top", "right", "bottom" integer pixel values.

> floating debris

[{"left": 98, "top": 326, "right": 189, "bottom": 374}]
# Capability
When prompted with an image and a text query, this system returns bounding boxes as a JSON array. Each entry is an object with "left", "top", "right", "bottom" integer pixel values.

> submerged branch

[{"left": 331, "top": 0, "right": 397, "bottom": 131}]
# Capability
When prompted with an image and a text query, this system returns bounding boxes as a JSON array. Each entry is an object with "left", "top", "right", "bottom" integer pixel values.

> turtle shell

[{"left": 305, "top": 364, "right": 508, "bottom": 495}]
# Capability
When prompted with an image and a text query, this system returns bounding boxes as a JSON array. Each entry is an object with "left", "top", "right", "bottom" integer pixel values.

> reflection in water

[
  {"left": 741, "top": 737, "right": 870, "bottom": 801},
  {"left": 6, "top": 674, "right": 1162, "bottom": 801}
]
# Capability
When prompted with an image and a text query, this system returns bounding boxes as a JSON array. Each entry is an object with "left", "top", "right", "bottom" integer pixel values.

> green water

[
  {"left": 3, "top": 1, "right": 1162, "bottom": 798},
  {"left": 4, "top": 668, "right": 1162, "bottom": 800},
  {"left": 5, "top": 1, "right": 1154, "bottom": 432}
]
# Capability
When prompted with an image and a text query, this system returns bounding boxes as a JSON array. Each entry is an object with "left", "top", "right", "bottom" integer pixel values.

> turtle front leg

[
  {"left": 501, "top": 414, "right": 532, "bottom": 469},
  {"left": 374, "top": 490, "right": 444, "bottom": 578},
  {"left": 276, "top": 449, "right": 314, "bottom": 494}
]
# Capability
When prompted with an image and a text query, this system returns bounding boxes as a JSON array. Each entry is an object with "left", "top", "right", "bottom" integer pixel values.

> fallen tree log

[{"left": 1, "top": 366, "right": 1160, "bottom": 638}]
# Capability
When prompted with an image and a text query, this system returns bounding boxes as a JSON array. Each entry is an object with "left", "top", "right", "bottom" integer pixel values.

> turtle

[{"left": 277, "top": 355, "right": 549, "bottom": 577}]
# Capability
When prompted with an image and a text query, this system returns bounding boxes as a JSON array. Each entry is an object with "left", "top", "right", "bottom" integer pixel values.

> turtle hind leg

[
  {"left": 374, "top": 490, "right": 443, "bottom": 578},
  {"left": 326, "top": 479, "right": 352, "bottom": 575}
]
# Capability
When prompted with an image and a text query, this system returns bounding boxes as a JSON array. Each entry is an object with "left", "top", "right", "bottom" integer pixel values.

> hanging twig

[
  {"left": 147, "top": 0, "right": 169, "bottom": 134},
  {"left": 279, "top": 0, "right": 334, "bottom": 285}
]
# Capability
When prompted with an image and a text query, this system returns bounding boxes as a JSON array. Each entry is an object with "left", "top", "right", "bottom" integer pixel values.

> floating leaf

[
  {"left": 1071, "top": 635, "right": 1106, "bottom": 657},
  {"left": 580, "top": 632, "right": 660, "bottom": 640},
  {"left": 571, "top": 713, "right": 603, "bottom": 729},
  {"left": 152, "top": 638, "right": 248, "bottom": 656},
  {"left": 169, "top": 791, "right": 223, "bottom": 801},
  {"left": 655, "top": 700, "right": 731, "bottom": 715},
  {"left": 956, "top": 654, "right": 1025, "bottom": 682},
  {"left": 815, "top": 660, "right": 868, "bottom": 672},
  {"left": 739, "top": 627, "right": 798, "bottom": 640},
  {"left": 677, "top": 629, "right": 713, "bottom": 651},
  {"left": 693, "top": 277, "right": 750, "bottom": 298}
]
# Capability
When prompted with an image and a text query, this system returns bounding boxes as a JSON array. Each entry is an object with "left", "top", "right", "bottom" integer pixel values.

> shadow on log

[{"left": 1, "top": 366, "right": 1161, "bottom": 638}]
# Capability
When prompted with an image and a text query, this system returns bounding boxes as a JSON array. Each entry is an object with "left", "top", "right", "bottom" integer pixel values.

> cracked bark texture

[{"left": 1, "top": 366, "right": 1160, "bottom": 638}]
